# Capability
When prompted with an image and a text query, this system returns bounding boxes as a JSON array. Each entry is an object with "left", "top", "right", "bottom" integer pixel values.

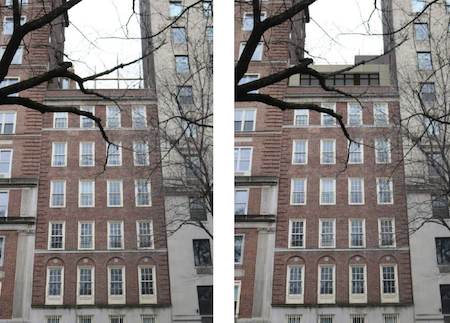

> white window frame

[
  {"left": 348, "top": 178, "right": 365, "bottom": 205},
  {"left": 375, "top": 139, "right": 391, "bottom": 164},
  {"left": 317, "top": 265, "right": 336, "bottom": 304},
  {"left": 53, "top": 112, "right": 68, "bottom": 128},
  {"left": 374, "top": 103, "right": 389, "bottom": 125},
  {"left": 108, "top": 266, "right": 126, "bottom": 304},
  {"left": 383, "top": 314, "right": 399, "bottom": 323},
  {"left": 107, "top": 180, "right": 123, "bottom": 207},
  {"left": 348, "top": 139, "right": 364, "bottom": 164},
  {"left": 380, "top": 264, "right": 399, "bottom": 303},
  {"left": 0, "top": 192, "right": 8, "bottom": 218},
  {"left": 320, "top": 178, "right": 336, "bottom": 205},
  {"left": 132, "top": 107, "right": 147, "bottom": 128},
  {"left": 348, "top": 103, "right": 362, "bottom": 126},
  {"left": 349, "top": 219, "right": 366, "bottom": 248},
  {"left": 349, "top": 264, "right": 367, "bottom": 303},
  {"left": 51, "top": 142, "right": 67, "bottom": 167},
  {"left": 235, "top": 188, "right": 249, "bottom": 215},
  {"left": 48, "top": 221, "right": 65, "bottom": 250},
  {"left": 322, "top": 103, "right": 336, "bottom": 125},
  {"left": 0, "top": 46, "right": 23, "bottom": 64},
  {"left": 5, "top": 0, "right": 28, "bottom": 5},
  {"left": 45, "top": 266, "right": 64, "bottom": 305},
  {"left": 320, "top": 139, "right": 335, "bottom": 164},
  {"left": 377, "top": 178, "right": 394, "bottom": 204},
  {"left": 136, "top": 220, "right": 154, "bottom": 249},
  {"left": 379, "top": 218, "right": 396, "bottom": 247},
  {"left": 106, "top": 106, "right": 121, "bottom": 128},
  {"left": 108, "top": 221, "right": 124, "bottom": 250},
  {"left": 239, "top": 42, "right": 263, "bottom": 61},
  {"left": 235, "top": 234, "right": 245, "bottom": 265},
  {"left": 138, "top": 265, "right": 157, "bottom": 304},
  {"left": 79, "top": 142, "right": 95, "bottom": 167},
  {"left": 80, "top": 106, "right": 95, "bottom": 128},
  {"left": 292, "top": 140, "right": 308, "bottom": 165},
  {"left": 77, "top": 266, "right": 95, "bottom": 305},
  {"left": 3, "top": 16, "right": 26, "bottom": 35},
  {"left": 0, "top": 149, "right": 13, "bottom": 176},
  {"left": 135, "top": 180, "right": 152, "bottom": 207},
  {"left": 0, "top": 77, "right": 19, "bottom": 97},
  {"left": 133, "top": 141, "right": 149, "bottom": 166},
  {"left": 234, "top": 108, "right": 256, "bottom": 131},
  {"left": 0, "top": 111, "right": 16, "bottom": 134},
  {"left": 289, "top": 219, "right": 305, "bottom": 248},
  {"left": 294, "top": 109, "right": 309, "bottom": 126},
  {"left": 242, "top": 12, "right": 267, "bottom": 31},
  {"left": 50, "top": 180, "right": 66, "bottom": 208},
  {"left": 290, "top": 178, "right": 307, "bottom": 205},
  {"left": 107, "top": 142, "right": 122, "bottom": 166},
  {"left": 235, "top": 280, "right": 242, "bottom": 317},
  {"left": 78, "top": 221, "right": 95, "bottom": 250},
  {"left": 319, "top": 219, "right": 336, "bottom": 248},
  {"left": 286, "top": 265, "right": 305, "bottom": 304},
  {"left": 234, "top": 147, "right": 253, "bottom": 174},
  {"left": 238, "top": 73, "right": 260, "bottom": 94}
]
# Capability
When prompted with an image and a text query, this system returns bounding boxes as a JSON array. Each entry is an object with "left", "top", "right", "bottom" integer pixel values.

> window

[
  {"left": 107, "top": 142, "right": 122, "bottom": 166},
  {"left": 235, "top": 235, "right": 244, "bottom": 264},
  {"left": 78, "top": 221, "right": 94, "bottom": 250},
  {"left": 0, "top": 77, "right": 18, "bottom": 97},
  {"left": 53, "top": 112, "right": 68, "bottom": 128},
  {"left": 349, "top": 178, "right": 364, "bottom": 205},
  {"left": 432, "top": 194, "right": 449, "bottom": 218},
  {"left": 420, "top": 83, "right": 436, "bottom": 101},
  {"left": 376, "top": 139, "right": 391, "bottom": 163},
  {"left": 379, "top": 219, "right": 395, "bottom": 247},
  {"left": 414, "top": 23, "right": 428, "bottom": 39},
  {"left": 173, "top": 27, "right": 186, "bottom": 43},
  {"left": 441, "top": 285, "right": 450, "bottom": 314},
  {"left": 175, "top": 55, "right": 190, "bottom": 73},
  {"left": 134, "top": 141, "right": 149, "bottom": 166},
  {"left": 141, "top": 315, "right": 157, "bottom": 323},
  {"left": 80, "top": 106, "right": 95, "bottom": 128},
  {"left": 182, "top": 120, "right": 198, "bottom": 138},
  {"left": 189, "top": 197, "right": 207, "bottom": 220},
  {"left": 52, "top": 142, "right": 67, "bottom": 167},
  {"left": 0, "top": 237, "right": 4, "bottom": 266},
  {"left": 349, "top": 219, "right": 365, "bottom": 247},
  {"left": 349, "top": 140, "right": 363, "bottom": 164},
  {"left": 50, "top": 181, "right": 66, "bottom": 207},
  {"left": 46, "top": 267, "right": 64, "bottom": 305},
  {"left": 132, "top": 107, "right": 146, "bottom": 128},
  {"left": 206, "top": 26, "right": 213, "bottom": 43},
  {"left": 202, "top": 1, "right": 212, "bottom": 16},
  {"left": 239, "top": 42, "right": 263, "bottom": 61},
  {"left": 383, "top": 314, "right": 399, "bottom": 323},
  {"left": 193, "top": 239, "right": 212, "bottom": 266},
  {"left": 320, "top": 179, "right": 335, "bottom": 205},
  {"left": 350, "top": 314, "right": 367, "bottom": 323},
  {"left": 197, "top": 286, "right": 213, "bottom": 316},
  {"left": 286, "top": 265, "right": 304, "bottom": 303},
  {"left": 0, "top": 192, "right": 7, "bottom": 217},
  {"left": 0, "top": 112, "right": 16, "bottom": 134},
  {"left": 436, "top": 238, "right": 450, "bottom": 265},
  {"left": 135, "top": 180, "right": 151, "bottom": 207},
  {"left": 110, "top": 315, "right": 125, "bottom": 323},
  {"left": 139, "top": 266, "right": 156, "bottom": 303},
  {"left": 319, "top": 219, "right": 335, "bottom": 248},
  {"left": 78, "top": 316, "right": 93, "bottom": 323},
  {"left": 418, "top": 52, "right": 432, "bottom": 70},
  {"left": 348, "top": 104, "right": 362, "bottom": 125},
  {"left": 234, "top": 147, "right": 252, "bottom": 173},
  {"left": 374, "top": 103, "right": 389, "bottom": 125},
  {"left": 428, "top": 153, "right": 444, "bottom": 179},
  {"left": 3, "top": 17, "right": 25, "bottom": 35},
  {"left": 5, "top": 0, "right": 28, "bottom": 5},
  {"left": 242, "top": 12, "right": 266, "bottom": 31},
  {"left": 46, "top": 316, "right": 62, "bottom": 323},
  {"left": 291, "top": 179, "right": 306, "bottom": 205},
  {"left": 238, "top": 74, "right": 259, "bottom": 94},
  {"left": 424, "top": 116, "right": 440, "bottom": 135},
  {"left": 318, "top": 266, "right": 335, "bottom": 303},
  {"left": 322, "top": 103, "right": 336, "bottom": 125},
  {"left": 79, "top": 180, "right": 94, "bottom": 207},
  {"left": 106, "top": 107, "right": 120, "bottom": 128},
  {"left": 289, "top": 219, "right": 305, "bottom": 248},
  {"left": 77, "top": 267, "right": 94, "bottom": 304},
  {"left": 0, "top": 46, "right": 22, "bottom": 64},
  {"left": 169, "top": 1, "right": 183, "bottom": 16},
  {"left": 293, "top": 140, "right": 307, "bottom": 164},
  {"left": 412, "top": 0, "right": 425, "bottom": 12},
  {"left": 234, "top": 109, "right": 256, "bottom": 131},
  {"left": 380, "top": 264, "right": 399, "bottom": 302},
  {"left": 350, "top": 265, "right": 367, "bottom": 303},
  {"left": 377, "top": 178, "right": 393, "bottom": 204},
  {"left": 108, "top": 267, "right": 125, "bottom": 304},
  {"left": 286, "top": 315, "right": 302, "bottom": 323},
  {"left": 107, "top": 180, "right": 123, "bottom": 207},
  {"left": 49, "top": 222, "right": 65, "bottom": 250},
  {"left": 108, "top": 221, "right": 123, "bottom": 249},
  {"left": 0, "top": 149, "right": 12, "bottom": 175},
  {"left": 234, "top": 281, "right": 241, "bottom": 317},
  {"left": 294, "top": 109, "right": 308, "bottom": 125},
  {"left": 186, "top": 156, "right": 200, "bottom": 179},
  {"left": 235, "top": 189, "right": 249, "bottom": 215},
  {"left": 318, "top": 315, "right": 334, "bottom": 323},
  {"left": 137, "top": 221, "right": 153, "bottom": 249},
  {"left": 178, "top": 86, "right": 194, "bottom": 104},
  {"left": 80, "top": 142, "right": 95, "bottom": 166},
  {"left": 321, "top": 139, "right": 335, "bottom": 164}
]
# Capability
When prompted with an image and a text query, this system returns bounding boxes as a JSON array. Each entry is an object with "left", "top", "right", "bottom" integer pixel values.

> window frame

[
  {"left": 242, "top": 12, "right": 267, "bottom": 31},
  {"left": 106, "top": 106, "right": 121, "bottom": 128},
  {"left": 348, "top": 103, "right": 362, "bottom": 125},
  {"left": 172, "top": 27, "right": 187, "bottom": 43},
  {"left": 78, "top": 221, "right": 95, "bottom": 250},
  {"left": 317, "top": 265, "right": 336, "bottom": 304},
  {"left": 77, "top": 316, "right": 94, "bottom": 323},
  {"left": 377, "top": 178, "right": 394, "bottom": 204},
  {"left": 136, "top": 220, "right": 154, "bottom": 249},
  {"left": 318, "top": 315, "right": 335, "bottom": 323},
  {"left": 286, "top": 265, "right": 305, "bottom": 304},
  {"left": 234, "top": 146, "right": 253, "bottom": 174},
  {"left": 382, "top": 314, "right": 399, "bottom": 323},
  {"left": 348, "top": 178, "right": 365, "bottom": 205},
  {"left": 46, "top": 316, "right": 62, "bottom": 323},
  {"left": 0, "top": 236, "right": 5, "bottom": 266},
  {"left": 239, "top": 42, "right": 263, "bottom": 61},
  {"left": 378, "top": 218, "right": 396, "bottom": 248},
  {"left": 135, "top": 179, "right": 152, "bottom": 207},
  {"left": 138, "top": 265, "right": 157, "bottom": 304},
  {"left": 292, "top": 140, "right": 308, "bottom": 165},
  {"left": 53, "top": 112, "right": 68, "bottom": 128},
  {"left": 417, "top": 51, "right": 432, "bottom": 70},
  {"left": 76, "top": 266, "right": 95, "bottom": 305},
  {"left": 288, "top": 219, "right": 305, "bottom": 249},
  {"left": 50, "top": 180, "right": 66, "bottom": 208},
  {"left": 108, "top": 220, "right": 124, "bottom": 250},
  {"left": 320, "top": 139, "right": 336, "bottom": 164},
  {"left": 133, "top": 141, "right": 149, "bottom": 166},
  {"left": 141, "top": 315, "right": 157, "bottom": 323},
  {"left": 169, "top": 1, "right": 183, "bottom": 16},
  {"left": 238, "top": 73, "right": 260, "bottom": 94},
  {"left": 350, "top": 314, "right": 367, "bottom": 323},
  {"left": 374, "top": 103, "right": 389, "bottom": 125},
  {"left": 234, "top": 108, "right": 256, "bottom": 131},
  {"left": 132, "top": 106, "right": 147, "bottom": 128},
  {"left": 175, "top": 55, "right": 190, "bottom": 73},
  {"left": 234, "top": 280, "right": 242, "bottom": 317},
  {"left": 380, "top": 264, "right": 399, "bottom": 303},
  {"left": 108, "top": 266, "right": 126, "bottom": 304},
  {"left": 193, "top": 239, "right": 213, "bottom": 267},
  {"left": 375, "top": 139, "right": 391, "bottom": 164},
  {"left": 349, "top": 264, "right": 367, "bottom": 303},
  {"left": 0, "top": 46, "right": 23, "bottom": 64},
  {"left": 322, "top": 103, "right": 336, "bottom": 125},
  {"left": 348, "top": 140, "right": 364, "bottom": 164},
  {"left": 412, "top": 0, "right": 425, "bottom": 12},
  {"left": 0, "top": 111, "right": 16, "bottom": 134},
  {"left": 349, "top": 219, "right": 366, "bottom": 248},
  {"left": 107, "top": 180, "right": 123, "bottom": 207},
  {"left": 234, "top": 188, "right": 249, "bottom": 215},
  {"left": 319, "top": 219, "right": 336, "bottom": 248},
  {"left": 0, "top": 149, "right": 12, "bottom": 176},
  {"left": 294, "top": 109, "right": 309, "bottom": 126},
  {"left": 78, "top": 180, "right": 95, "bottom": 208},
  {"left": 80, "top": 106, "right": 95, "bottom": 128},
  {"left": 45, "top": 266, "right": 64, "bottom": 305},
  {"left": 48, "top": 221, "right": 65, "bottom": 250},
  {"left": 0, "top": 191, "right": 8, "bottom": 218},
  {"left": 79, "top": 142, "right": 95, "bottom": 167},
  {"left": 414, "top": 23, "right": 429, "bottom": 39},
  {"left": 290, "top": 178, "right": 307, "bottom": 205},
  {"left": 320, "top": 178, "right": 336, "bottom": 205},
  {"left": 234, "top": 234, "right": 245, "bottom": 265},
  {"left": 107, "top": 142, "right": 122, "bottom": 166},
  {"left": 3, "top": 16, "right": 26, "bottom": 35}
]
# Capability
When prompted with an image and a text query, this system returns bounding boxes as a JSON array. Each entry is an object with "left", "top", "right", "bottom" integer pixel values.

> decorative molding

[
  {"left": 260, "top": 187, "right": 270, "bottom": 214},
  {"left": 20, "top": 188, "right": 30, "bottom": 216}
]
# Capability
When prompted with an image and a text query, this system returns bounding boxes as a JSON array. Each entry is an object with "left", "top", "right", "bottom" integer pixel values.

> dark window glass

[
  {"left": 441, "top": 284, "right": 450, "bottom": 314},
  {"left": 190, "top": 197, "right": 207, "bottom": 221},
  {"left": 197, "top": 286, "right": 213, "bottom": 315},
  {"left": 193, "top": 239, "right": 212, "bottom": 266},
  {"left": 432, "top": 195, "right": 450, "bottom": 218},
  {"left": 436, "top": 238, "right": 450, "bottom": 264},
  {"left": 420, "top": 83, "right": 436, "bottom": 101}
]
